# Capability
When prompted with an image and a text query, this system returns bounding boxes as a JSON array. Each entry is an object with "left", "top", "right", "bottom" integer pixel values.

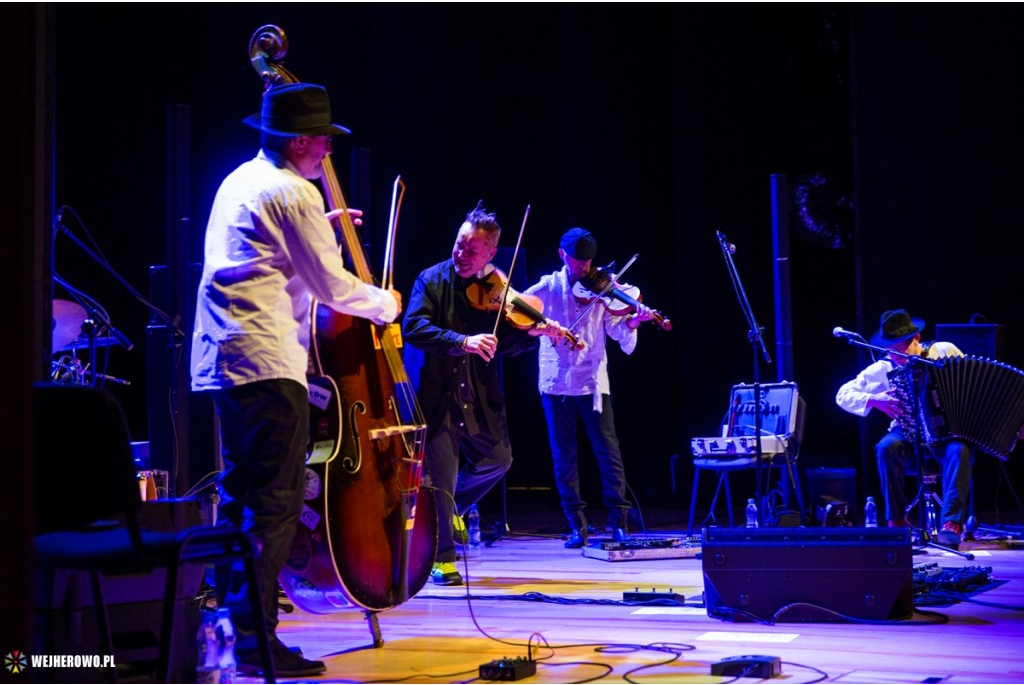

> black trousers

[{"left": 211, "top": 378, "right": 308, "bottom": 641}]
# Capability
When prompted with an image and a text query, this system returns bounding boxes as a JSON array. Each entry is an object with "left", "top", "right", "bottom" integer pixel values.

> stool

[{"left": 906, "top": 465, "right": 943, "bottom": 536}]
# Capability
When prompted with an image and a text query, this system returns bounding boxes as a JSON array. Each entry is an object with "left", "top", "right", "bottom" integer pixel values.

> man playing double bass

[
  {"left": 191, "top": 83, "right": 401, "bottom": 677},
  {"left": 402, "top": 203, "right": 569, "bottom": 585}
]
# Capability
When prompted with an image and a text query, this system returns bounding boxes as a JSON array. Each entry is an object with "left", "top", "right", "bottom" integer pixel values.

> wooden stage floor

[{"left": 260, "top": 509, "right": 1024, "bottom": 684}]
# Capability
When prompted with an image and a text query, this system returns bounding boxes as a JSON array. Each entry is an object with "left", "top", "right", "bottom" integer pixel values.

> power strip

[
  {"left": 623, "top": 588, "right": 688, "bottom": 603},
  {"left": 710, "top": 655, "right": 782, "bottom": 678},
  {"left": 479, "top": 657, "right": 537, "bottom": 681}
]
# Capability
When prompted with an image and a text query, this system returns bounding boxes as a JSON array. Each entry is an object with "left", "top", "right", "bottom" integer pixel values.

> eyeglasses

[{"left": 302, "top": 134, "right": 333, "bottom": 148}]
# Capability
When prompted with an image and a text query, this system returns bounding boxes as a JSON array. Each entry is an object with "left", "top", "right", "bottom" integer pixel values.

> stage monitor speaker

[
  {"left": 702, "top": 526, "right": 913, "bottom": 622},
  {"left": 934, "top": 323, "right": 1005, "bottom": 360}
]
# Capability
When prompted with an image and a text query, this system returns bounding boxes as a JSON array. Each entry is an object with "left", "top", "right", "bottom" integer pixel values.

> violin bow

[
  {"left": 381, "top": 175, "right": 406, "bottom": 291},
  {"left": 491, "top": 204, "right": 530, "bottom": 337}
]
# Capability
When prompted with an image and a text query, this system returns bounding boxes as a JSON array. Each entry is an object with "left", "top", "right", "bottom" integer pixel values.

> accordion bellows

[{"left": 916, "top": 355, "right": 1024, "bottom": 460}]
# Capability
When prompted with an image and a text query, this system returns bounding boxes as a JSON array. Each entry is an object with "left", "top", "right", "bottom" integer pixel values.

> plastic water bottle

[
  {"left": 745, "top": 498, "right": 759, "bottom": 528},
  {"left": 925, "top": 499, "right": 938, "bottom": 534},
  {"left": 864, "top": 496, "right": 878, "bottom": 528},
  {"left": 214, "top": 608, "right": 236, "bottom": 683},
  {"left": 467, "top": 503, "right": 481, "bottom": 546},
  {"left": 196, "top": 610, "right": 220, "bottom": 684}
]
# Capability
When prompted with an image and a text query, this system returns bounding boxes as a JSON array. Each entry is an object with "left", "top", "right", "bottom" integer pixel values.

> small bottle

[
  {"left": 864, "top": 496, "right": 878, "bottom": 528},
  {"left": 214, "top": 608, "right": 236, "bottom": 683},
  {"left": 196, "top": 610, "right": 220, "bottom": 684},
  {"left": 925, "top": 499, "right": 938, "bottom": 535},
  {"left": 467, "top": 503, "right": 481, "bottom": 546},
  {"left": 745, "top": 498, "right": 759, "bottom": 528}
]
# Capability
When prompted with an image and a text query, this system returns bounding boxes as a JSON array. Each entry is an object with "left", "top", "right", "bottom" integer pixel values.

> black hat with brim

[
  {"left": 243, "top": 82, "right": 351, "bottom": 136},
  {"left": 870, "top": 308, "right": 925, "bottom": 347}
]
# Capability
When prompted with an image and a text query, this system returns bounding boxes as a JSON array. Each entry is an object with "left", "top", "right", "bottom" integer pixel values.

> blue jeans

[
  {"left": 424, "top": 422, "right": 513, "bottom": 563},
  {"left": 211, "top": 378, "right": 308, "bottom": 638},
  {"left": 541, "top": 393, "right": 631, "bottom": 528},
  {"left": 876, "top": 428, "right": 972, "bottom": 526}
]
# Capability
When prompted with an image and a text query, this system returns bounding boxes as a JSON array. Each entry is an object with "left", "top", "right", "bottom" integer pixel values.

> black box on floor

[
  {"left": 702, "top": 526, "right": 913, "bottom": 622},
  {"left": 711, "top": 655, "right": 782, "bottom": 678},
  {"left": 806, "top": 467, "right": 857, "bottom": 524}
]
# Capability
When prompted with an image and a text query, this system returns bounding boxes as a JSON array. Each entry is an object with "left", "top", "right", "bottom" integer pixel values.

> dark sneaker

[
  {"left": 936, "top": 521, "right": 963, "bottom": 548},
  {"left": 237, "top": 638, "right": 326, "bottom": 678},
  {"left": 564, "top": 529, "right": 588, "bottom": 549},
  {"left": 453, "top": 514, "right": 469, "bottom": 545},
  {"left": 607, "top": 508, "right": 632, "bottom": 540},
  {"left": 430, "top": 561, "right": 463, "bottom": 586}
]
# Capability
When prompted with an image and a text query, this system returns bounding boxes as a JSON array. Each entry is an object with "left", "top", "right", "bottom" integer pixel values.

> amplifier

[{"left": 691, "top": 435, "right": 790, "bottom": 458}]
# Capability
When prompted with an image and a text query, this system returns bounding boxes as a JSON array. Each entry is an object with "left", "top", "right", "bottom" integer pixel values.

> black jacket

[{"left": 402, "top": 260, "right": 538, "bottom": 441}]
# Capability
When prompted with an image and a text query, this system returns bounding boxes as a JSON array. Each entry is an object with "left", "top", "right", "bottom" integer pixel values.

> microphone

[
  {"left": 716, "top": 231, "right": 736, "bottom": 254},
  {"left": 833, "top": 326, "right": 861, "bottom": 340}
]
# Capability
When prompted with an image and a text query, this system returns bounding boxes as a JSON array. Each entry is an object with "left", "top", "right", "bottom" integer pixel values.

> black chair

[
  {"left": 32, "top": 382, "right": 274, "bottom": 683},
  {"left": 688, "top": 395, "right": 807, "bottom": 534}
]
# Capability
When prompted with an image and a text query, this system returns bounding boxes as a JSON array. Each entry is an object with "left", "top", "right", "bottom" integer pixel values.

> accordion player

[{"left": 836, "top": 308, "right": 977, "bottom": 548}]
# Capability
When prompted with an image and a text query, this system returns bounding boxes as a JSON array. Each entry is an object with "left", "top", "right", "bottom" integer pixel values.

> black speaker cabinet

[
  {"left": 702, "top": 526, "right": 914, "bottom": 622},
  {"left": 934, "top": 323, "right": 1005, "bottom": 360}
]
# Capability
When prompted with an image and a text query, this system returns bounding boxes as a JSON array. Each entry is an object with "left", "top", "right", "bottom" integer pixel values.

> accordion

[{"left": 892, "top": 355, "right": 1024, "bottom": 460}]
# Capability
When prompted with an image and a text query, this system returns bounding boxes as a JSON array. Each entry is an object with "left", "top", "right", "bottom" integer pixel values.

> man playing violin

[
  {"left": 402, "top": 203, "right": 569, "bottom": 585},
  {"left": 191, "top": 83, "right": 401, "bottom": 677},
  {"left": 524, "top": 228, "right": 657, "bottom": 548}
]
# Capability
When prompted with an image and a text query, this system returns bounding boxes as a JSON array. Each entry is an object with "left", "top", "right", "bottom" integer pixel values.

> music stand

[{"left": 836, "top": 337, "right": 974, "bottom": 560}]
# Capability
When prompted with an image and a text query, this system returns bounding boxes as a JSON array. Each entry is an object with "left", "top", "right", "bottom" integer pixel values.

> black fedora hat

[
  {"left": 243, "top": 83, "right": 351, "bottom": 136},
  {"left": 870, "top": 308, "right": 925, "bottom": 347}
]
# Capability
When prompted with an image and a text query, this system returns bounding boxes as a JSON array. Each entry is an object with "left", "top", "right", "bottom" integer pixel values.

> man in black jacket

[{"left": 403, "top": 204, "right": 568, "bottom": 584}]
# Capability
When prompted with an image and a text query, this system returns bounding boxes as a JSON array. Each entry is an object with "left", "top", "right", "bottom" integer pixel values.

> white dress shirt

[
  {"left": 191, "top": 149, "right": 397, "bottom": 391},
  {"left": 525, "top": 266, "right": 637, "bottom": 411}
]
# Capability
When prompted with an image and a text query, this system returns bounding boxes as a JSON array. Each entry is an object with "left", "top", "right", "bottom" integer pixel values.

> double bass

[{"left": 248, "top": 26, "right": 436, "bottom": 639}]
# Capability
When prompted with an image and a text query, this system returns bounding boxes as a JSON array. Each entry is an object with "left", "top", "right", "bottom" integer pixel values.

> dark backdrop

[{"left": 48, "top": 4, "right": 1024, "bottom": 521}]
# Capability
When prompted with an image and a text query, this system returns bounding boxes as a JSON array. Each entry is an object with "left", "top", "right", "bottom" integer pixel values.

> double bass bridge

[{"left": 368, "top": 423, "right": 427, "bottom": 442}]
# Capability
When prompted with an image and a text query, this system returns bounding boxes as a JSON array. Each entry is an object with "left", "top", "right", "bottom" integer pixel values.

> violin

[
  {"left": 467, "top": 264, "right": 583, "bottom": 348},
  {"left": 573, "top": 264, "right": 673, "bottom": 331}
]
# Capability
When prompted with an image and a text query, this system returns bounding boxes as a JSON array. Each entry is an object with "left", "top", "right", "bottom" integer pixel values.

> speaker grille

[{"left": 701, "top": 526, "right": 913, "bottom": 622}]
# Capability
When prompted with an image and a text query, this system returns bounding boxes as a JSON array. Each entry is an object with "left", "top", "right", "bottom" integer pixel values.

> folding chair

[{"left": 32, "top": 382, "right": 275, "bottom": 682}]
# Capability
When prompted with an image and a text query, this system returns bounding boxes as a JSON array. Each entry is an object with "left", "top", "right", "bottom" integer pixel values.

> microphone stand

[
  {"left": 56, "top": 219, "right": 185, "bottom": 372},
  {"left": 53, "top": 274, "right": 134, "bottom": 387},
  {"left": 836, "top": 336, "right": 974, "bottom": 560},
  {"left": 717, "top": 231, "right": 772, "bottom": 526}
]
